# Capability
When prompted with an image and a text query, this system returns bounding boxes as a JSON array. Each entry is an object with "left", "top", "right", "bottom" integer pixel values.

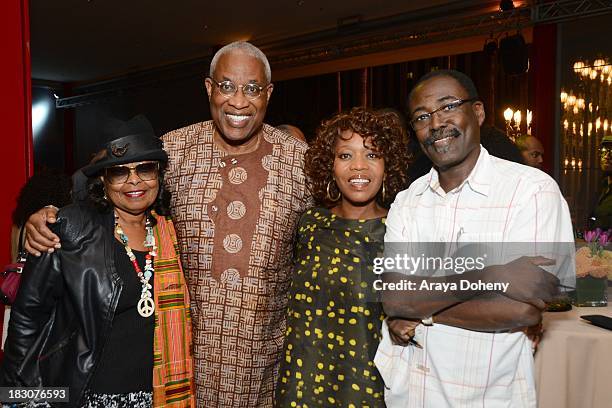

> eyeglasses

[
  {"left": 104, "top": 162, "right": 159, "bottom": 185},
  {"left": 410, "top": 98, "right": 478, "bottom": 131},
  {"left": 208, "top": 78, "right": 267, "bottom": 100}
]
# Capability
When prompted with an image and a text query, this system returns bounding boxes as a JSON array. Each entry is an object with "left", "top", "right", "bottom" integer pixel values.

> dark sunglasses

[{"left": 104, "top": 162, "right": 159, "bottom": 185}]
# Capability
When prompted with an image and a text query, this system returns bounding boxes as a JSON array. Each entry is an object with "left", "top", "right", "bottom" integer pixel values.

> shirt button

[
  {"left": 212, "top": 205, "right": 218, "bottom": 211},
  {"left": 219, "top": 161, "right": 226, "bottom": 168}
]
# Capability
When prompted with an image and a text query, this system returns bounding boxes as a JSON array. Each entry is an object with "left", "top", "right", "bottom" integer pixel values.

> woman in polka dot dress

[{"left": 276, "top": 107, "right": 411, "bottom": 407}]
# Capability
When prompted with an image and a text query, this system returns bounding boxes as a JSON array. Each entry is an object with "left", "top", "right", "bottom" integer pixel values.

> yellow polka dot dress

[{"left": 276, "top": 208, "right": 386, "bottom": 407}]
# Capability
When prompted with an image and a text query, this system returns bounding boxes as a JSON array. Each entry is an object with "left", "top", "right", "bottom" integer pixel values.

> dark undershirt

[{"left": 88, "top": 239, "right": 154, "bottom": 394}]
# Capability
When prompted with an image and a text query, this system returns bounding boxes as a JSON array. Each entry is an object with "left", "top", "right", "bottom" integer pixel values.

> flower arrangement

[
  {"left": 584, "top": 228, "right": 610, "bottom": 257},
  {"left": 576, "top": 228, "right": 612, "bottom": 279},
  {"left": 574, "top": 228, "right": 611, "bottom": 306}
]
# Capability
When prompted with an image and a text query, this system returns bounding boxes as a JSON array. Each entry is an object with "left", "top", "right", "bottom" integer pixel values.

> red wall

[
  {"left": 0, "top": 0, "right": 32, "bottom": 260},
  {"left": 0, "top": 0, "right": 33, "bottom": 352}
]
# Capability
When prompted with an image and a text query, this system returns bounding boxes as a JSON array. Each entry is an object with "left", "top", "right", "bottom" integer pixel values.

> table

[{"left": 535, "top": 297, "right": 612, "bottom": 408}]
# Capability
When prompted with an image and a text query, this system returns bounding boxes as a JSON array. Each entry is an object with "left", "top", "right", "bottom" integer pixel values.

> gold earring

[
  {"left": 326, "top": 180, "right": 341, "bottom": 202},
  {"left": 382, "top": 182, "right": 386, "bottom": 203}
]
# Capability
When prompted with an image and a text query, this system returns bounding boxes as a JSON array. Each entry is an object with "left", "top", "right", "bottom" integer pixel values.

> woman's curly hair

[
  {"left": 306, "top": 106, "right": 410, "bottom": 208},
  {"left": 86, "top": 161, "right": 172, "bottom": 224}
]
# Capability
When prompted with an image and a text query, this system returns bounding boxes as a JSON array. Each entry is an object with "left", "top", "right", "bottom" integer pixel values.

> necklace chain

[{"left": 114, "top": 212, "right": 157, "bottom": 318}]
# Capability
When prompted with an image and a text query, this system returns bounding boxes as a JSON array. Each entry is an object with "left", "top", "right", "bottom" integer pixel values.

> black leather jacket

[{"left": 1, "top": 204, "right": 123, "bottom": 407}]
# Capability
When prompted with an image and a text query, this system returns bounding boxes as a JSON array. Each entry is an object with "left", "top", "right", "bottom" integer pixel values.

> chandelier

[{"left": 560, "top": 56, "right": 611, "bottom": 173}]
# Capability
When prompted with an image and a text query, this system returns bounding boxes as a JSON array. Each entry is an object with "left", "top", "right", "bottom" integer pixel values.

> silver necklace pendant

[
  {"left": 137, "top": 297, "right": 155, "bottom": 317},
  {"left": 115, "top": 211, "right": 157, "bottom": 319}
]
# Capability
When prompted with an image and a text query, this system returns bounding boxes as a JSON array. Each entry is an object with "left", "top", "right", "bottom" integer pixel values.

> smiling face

[
  {"left": 333, "top": 130, "right": 385, "bottom": 217},
  {"left": 103, "top": 161, "right": 160, "bottom": 216},
  {"left": 409, "top": 75, "right": 484, "bottom": 172},
  {"left": 205, "top": 50, "right": 273, "bottom": 150}
]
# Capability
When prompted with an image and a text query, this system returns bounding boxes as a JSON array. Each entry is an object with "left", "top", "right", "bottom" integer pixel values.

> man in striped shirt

[{"left": 376, "top": 70, "right": 574, "bottom": 407}]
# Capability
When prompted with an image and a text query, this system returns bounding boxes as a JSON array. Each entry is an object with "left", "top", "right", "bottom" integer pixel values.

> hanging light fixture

[
  {"left": 573, "top": 60, "right": 585, "bottom": 73},
  {"left": 593, "top": 58, "right": 606, "bottom": 71},
  {"left": 513, "top": 110, "right": 522, "bottom": 126}
]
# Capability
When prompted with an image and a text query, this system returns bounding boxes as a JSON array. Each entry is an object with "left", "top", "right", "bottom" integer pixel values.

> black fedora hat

[{"left": 83, "top": 116, "right": 168, "bottom": 177}]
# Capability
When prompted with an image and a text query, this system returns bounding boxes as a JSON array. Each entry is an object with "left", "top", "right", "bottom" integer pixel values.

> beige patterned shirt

[{"left": 162, "top": 121, "right": 311, "bottom": 407}]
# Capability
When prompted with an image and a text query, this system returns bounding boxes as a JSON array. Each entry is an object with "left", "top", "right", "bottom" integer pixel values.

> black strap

[
  {"left": 16, "top": 224, "right": 27, "bottom": 263},
  {"left": 17, "top": 224, "right": 25, "bottom": 253}
]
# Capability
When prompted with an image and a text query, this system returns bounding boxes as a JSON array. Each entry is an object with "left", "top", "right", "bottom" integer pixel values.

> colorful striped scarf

[{"left": 152, "top": 213, "right": 195, "bottom": 407}]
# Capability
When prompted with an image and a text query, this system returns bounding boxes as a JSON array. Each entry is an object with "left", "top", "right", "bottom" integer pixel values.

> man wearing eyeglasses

[
  {"left": 516, "top": 134, "right": 545, "bottom": 169},
  {"left": 24, "top": 42, "right": 311, "bottom": 407},
  {"left": 376, "top": 70, "right": 574, "bottom": 407},
  {"left": 160, "top": 41, "right": 311, "bottom": 407}
]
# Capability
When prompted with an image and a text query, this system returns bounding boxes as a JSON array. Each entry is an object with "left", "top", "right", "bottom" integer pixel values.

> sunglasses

[{"left": 104, "top": 162, "right": 159, "bottom": 185}]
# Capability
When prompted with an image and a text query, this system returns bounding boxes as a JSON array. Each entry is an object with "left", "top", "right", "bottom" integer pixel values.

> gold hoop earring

[
  {"left": 381, "top": 182, "right": 386, "bottom": 203},
  {"left": 326, "top": 180, "right": 341, "bottom": 202}
]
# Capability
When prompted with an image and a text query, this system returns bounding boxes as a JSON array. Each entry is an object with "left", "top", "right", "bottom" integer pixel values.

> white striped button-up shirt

[{"left": 376, "top": 147, "right": 574, "bottom": 408}]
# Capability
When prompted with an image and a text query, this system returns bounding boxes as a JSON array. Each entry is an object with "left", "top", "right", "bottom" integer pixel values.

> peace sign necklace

[{"left": 115, "top": 212, "right": 156, "bottom": 318}]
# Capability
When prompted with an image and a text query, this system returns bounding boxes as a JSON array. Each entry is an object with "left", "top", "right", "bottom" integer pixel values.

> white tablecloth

[{"left": 535, "top": 295, "right": 612, "bottom": 408}]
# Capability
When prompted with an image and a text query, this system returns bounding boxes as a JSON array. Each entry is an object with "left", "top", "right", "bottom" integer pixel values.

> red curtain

[{"left": 0, "top": 0, "right": 32, "bottom": 356}]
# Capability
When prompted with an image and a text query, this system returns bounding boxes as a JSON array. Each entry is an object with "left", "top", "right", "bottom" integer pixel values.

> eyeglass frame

[
  {"left": 410, "top": 97, "right": 480, "bottom": 131},
  {"left": 206, "top": 77, "right": 270, "bottom": 100},
  {"left": 103, "top": 161, "right": 160, "bottom": 185}
]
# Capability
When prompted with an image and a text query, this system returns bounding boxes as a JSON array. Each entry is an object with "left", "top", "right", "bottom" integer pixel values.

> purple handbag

[{"left": 0, "top": 226, "right": 26, "bottom": 305}]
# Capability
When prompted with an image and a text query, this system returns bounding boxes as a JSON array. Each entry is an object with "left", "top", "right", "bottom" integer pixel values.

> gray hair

[{"left": 209, "top": 41, "right": 271, "bottom": 83}]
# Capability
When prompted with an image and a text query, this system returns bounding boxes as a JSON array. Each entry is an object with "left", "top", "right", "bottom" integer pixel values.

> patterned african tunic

[
  {"left": 276, "top": 208, "right": 386, "bottom": 408},
  {"left": 162, "top": 121, "right": 310, "bottom": 407}
]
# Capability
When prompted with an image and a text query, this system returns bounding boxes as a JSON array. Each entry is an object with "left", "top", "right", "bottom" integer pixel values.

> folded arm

[
  {"left": 382, "top": 184, "right": 565, "bottom": 324},
  {"left": 433, "top": 292, "right": 542, "bottom": 332},
  {"left": 381, "top": 254, "right": 558, "bottom": 320}
]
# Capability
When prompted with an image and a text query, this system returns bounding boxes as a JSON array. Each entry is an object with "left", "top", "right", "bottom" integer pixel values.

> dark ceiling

[{"left": 30, "top": 0, "right": 495, "bottom": 83}]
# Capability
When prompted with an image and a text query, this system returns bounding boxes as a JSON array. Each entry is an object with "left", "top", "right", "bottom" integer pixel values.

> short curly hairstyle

[{"left": 306, "top": 106, "right": 410, "bottom": 208}]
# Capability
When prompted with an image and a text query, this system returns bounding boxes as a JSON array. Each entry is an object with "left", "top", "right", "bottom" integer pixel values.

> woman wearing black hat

[{"left": 1, "top": 133, "right": 194, "bottom": 407}]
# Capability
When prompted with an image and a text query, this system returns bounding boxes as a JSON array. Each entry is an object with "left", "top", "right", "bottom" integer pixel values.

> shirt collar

[{"left": 416, "top": 146, "right": 493, "bottom": 197}]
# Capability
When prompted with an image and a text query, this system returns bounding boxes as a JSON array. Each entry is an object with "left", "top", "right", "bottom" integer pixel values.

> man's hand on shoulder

[{"left": 24, "top": 206, "right": 61, "bottom": 256}]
